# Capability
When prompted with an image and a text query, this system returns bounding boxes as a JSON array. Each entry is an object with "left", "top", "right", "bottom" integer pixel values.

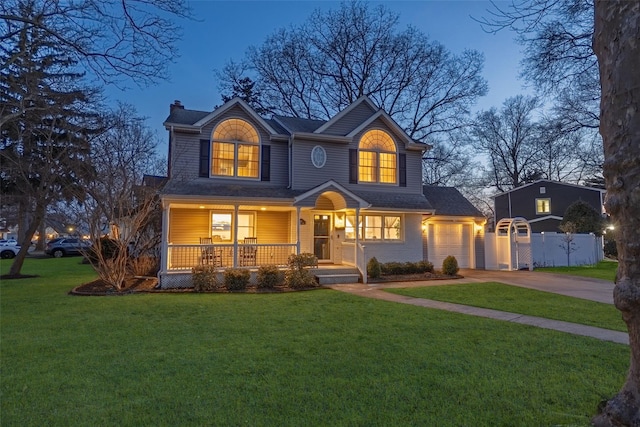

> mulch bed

[
  {"left": 71, "top": 271, "right": 462, "bottom": 296},
  {"left": 368, "top": 272, "right": 463, "bottom": 283},
  {"left": 71, "top": 277, "right": 160, "bottom": 296}
]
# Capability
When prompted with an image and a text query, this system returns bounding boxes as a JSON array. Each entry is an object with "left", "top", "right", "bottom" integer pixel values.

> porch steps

[{"left": 313, "top": 266, "right": 361, "bottom": 285}]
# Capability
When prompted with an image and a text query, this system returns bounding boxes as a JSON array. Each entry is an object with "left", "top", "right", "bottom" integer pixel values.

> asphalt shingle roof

[
  {"left": 422, "top": 185, "right": 484, "bottom": 217},
  {"left": 271, "top": 116, "right": 327, "bottom": 133},
  {"left": 164, "top": 108, "right": 210, "bottom": 125},
  {"left": 161, "top": 179, "right": 303, "bottom": 199},
  {"left": 350, "top": 189, "right": 434, "bottom": 211}
]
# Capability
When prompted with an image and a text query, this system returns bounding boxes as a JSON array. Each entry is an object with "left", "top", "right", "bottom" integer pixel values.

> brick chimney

[{"left": 170, "top": 100, "right": 184, "bottom": 113}]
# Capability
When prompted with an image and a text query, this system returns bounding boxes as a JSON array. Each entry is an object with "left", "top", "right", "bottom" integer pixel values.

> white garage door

[{"left": 428, "top": 223, "right": 472, "bottom": 268}]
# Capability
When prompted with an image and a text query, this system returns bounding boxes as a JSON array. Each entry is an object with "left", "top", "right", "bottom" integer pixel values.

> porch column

[
  {"left": 296, "top": 206, "right": 301, "bottom": 255},
  {"left": 160, "top": 202, "right": 170, "bottom": 274},
  {"left": 354, "top": 207, "right": 360, "bottom": 265},
  {"left": 233, "top": 204, "right": 239, "bottom": 267}
]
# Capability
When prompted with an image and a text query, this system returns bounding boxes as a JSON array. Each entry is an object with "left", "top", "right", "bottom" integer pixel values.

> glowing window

[
  {"left": 345, "top": 215, "right": 402, "bottom": 241},
  {"left": 211, "top": 212, "right": 255, "bottom": 242},
  {"left": 536, "top": 198, "right": 551, "bottom": 214},
  {"left": 358, "top": 130, "right": 397, "bottom": 184},
  {"left": 211, "top": 119, "right": 259, "bottom": 178}
]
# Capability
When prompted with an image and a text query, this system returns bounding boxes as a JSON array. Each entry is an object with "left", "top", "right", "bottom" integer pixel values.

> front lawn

[
  {"left": 535, "top": 260, "right": 618, "bottom": 281},
  {"left": 0, "top": 257, "right": 628, "bottom": 426},
  {"left": 386, "top": 282, "right": 626, "bottom": 332}
]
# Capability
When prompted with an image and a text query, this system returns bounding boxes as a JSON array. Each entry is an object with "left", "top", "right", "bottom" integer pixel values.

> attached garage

[
  {"left": 422, "top": 185, "right": 487, "bottom": 270},
  {"left": 427, "top": 223, "right": 472, "bottom": 268}
]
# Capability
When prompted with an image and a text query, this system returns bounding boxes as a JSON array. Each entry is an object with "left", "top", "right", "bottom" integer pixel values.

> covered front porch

[{"left": 159, "top": 188, "right": 370, "bottom": 288}]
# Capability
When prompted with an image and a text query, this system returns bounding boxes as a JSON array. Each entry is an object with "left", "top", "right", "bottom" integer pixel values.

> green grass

[
  {"left": 386, "top": 282, "right": 626, "bottom": 332},
  {"left": 1, "top": 257, "right": 629, "bottom": 426},
  {"left": 535, "top": 260, "right": 618, "bottom": 281}
]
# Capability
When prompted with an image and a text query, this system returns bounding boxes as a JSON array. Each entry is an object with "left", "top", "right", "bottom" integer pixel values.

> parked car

[
  {"left": 0, "top": 238, "right": 18, "bottom": 246},
  {"left": 45, "top": 238, "right": 91, "bottom": 258},
  {"left": 0, "top": 244, "right": 20, "bottom": 259}
]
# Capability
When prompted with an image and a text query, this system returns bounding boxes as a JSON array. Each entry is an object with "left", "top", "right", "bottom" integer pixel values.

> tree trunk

[
  {"left": 592, "top": 1, "right": 640, "bottom": 425},
  {"left": 8, "top": 199, "right": 45, "bottom": 277}
]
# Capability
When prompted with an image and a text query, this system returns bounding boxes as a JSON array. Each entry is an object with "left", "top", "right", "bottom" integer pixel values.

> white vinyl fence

[{"left": 485, "top": 232, "right": 604, "bottom": 270}]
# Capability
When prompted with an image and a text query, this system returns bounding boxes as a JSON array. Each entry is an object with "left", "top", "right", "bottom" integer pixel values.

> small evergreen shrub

[
  {"left": 416, "top": 260, "right": 434, "bottom": 273},
  {"left": 284, "top": 253, "right": 318, "bottom": 289},
  {"left": 403, "top": 262, "right": 421, "bottom": 274},
  {"left": 367, "top": 257, "right": 382, "bottom": 279},
  {"left": 224, "top": 268, "right": 250, "bottom": 291},
  {"left": 442, "top": 255, "right": 459, "bottom": 276},
  {"left": 288, "top": 253, "right": 318, "bottom": 269},
  {"left": 285, "top": 268, "right": 317, "bottom": 289},
  {"left": 257, "top": 265, "right": 282, "bottom": 289},
  {"left": 192, "top": 265, "right": 220, "bottom": 292},
  {"left": 382, "top": 262, "right": 405, "bottom": 275}
]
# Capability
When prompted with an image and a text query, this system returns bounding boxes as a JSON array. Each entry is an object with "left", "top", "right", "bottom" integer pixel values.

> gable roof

[
  {"left": 491, "top": 179, "right": 606, "bottom": 198},
  {"left": 163, "top": 98, "right": 280, "bottom": 135},
  {"left": 422, "top": 185, "right": 484, "bottom": 217},
  {"left": 347, "top": 110, "right": 430, "bottom": 151},
  {"left": 294, "top": 180, "right": 370, "bottom": 209},
  {"left": 314, "top": 96, "right": 378, "bottom": 134}
]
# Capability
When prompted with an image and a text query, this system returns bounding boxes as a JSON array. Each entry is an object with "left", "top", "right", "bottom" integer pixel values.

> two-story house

[
  {"left": 158, "top": 96, "right": 484, "bottom": 288},
  {"left": 492, "top": 179, "right": 606, "bottom": 233}
]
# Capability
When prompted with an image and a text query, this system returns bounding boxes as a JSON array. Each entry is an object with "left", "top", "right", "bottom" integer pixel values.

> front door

[{"left": 313, "top": 214, "right": 331, "bottom": 262}]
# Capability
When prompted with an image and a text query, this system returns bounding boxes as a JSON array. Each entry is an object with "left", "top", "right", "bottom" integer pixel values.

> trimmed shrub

[
  {"left": 285, "top": 253, "right": 318, "bottom": 289},
  {"left": 192, "top": 265, "right": 220, "bottom": 292},
  {"left": 367, "top": 257, "right": 382, "bottom": 279},
  {"left": 382, "top": 261, "right": 404, "bottom": 275},
  {"left": 416, "top": 260, "right": 434, "bottom": 273},
  {"left": 288, "top": 253, "right": 318, "bottom": 269},
  {"left": 257, "top": 265, "right": 282, "bottom": 289},
  {"left": 442, "top": 255, "right": 459, "bottom": 276},
  {"left": 285, "top": 268, "right": 317, "bottom": 289},
  {"left": 224, "top": 268, "right": 250, "bottom": 291}
]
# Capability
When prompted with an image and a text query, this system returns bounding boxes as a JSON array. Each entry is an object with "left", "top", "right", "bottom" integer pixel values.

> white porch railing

[
  {"left": 167, "top": 243, "right": 298, "bottom": 271},
  {"left": 357, "top": 242, "right": 367, "bottom": 284}
]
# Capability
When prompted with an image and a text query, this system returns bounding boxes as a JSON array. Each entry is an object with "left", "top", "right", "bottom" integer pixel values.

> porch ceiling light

[{"left": 199, "top": 206, "right": 205, "bottom": 209}]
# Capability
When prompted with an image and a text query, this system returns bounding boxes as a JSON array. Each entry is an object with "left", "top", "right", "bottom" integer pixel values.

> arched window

[
  {"left": 211, "top": 119, "right": 260, "bottom": 178},
  {"left": 358, "top": 129, "right": 397, "bottom": 184}
]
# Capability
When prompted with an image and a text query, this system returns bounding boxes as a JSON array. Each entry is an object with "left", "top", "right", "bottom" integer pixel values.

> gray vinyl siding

[
  {"left": 361, "top": 213, "right": 423, "bottom": 263},
  {"left": 291, "top": 125, "right": 424, "bottom": 196},
  {"left": 169, "top": 105, "right": 288, "bottom": 186},
  {"left": 322, "top": 101, "right": 377, "bottom": 136}
]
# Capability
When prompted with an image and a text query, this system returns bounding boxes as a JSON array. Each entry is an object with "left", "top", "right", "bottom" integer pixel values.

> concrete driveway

[{"left": 358, "top": 269, "right": 615, "bottom": 304}]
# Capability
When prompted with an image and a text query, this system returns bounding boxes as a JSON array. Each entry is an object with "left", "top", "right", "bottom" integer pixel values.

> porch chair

[
  {"left": 200, "top": 237, "right": 222, "bottom": 267},
  {"left": 239, "top": 237, "right": 258, "bottom": 266}
]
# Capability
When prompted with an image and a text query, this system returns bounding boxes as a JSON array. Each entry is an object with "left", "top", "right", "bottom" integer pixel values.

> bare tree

[
  {"left": 217, "top": 1, "right": 487, "bottom": 180},
  {"left": 79, "top": 103, "right": 165, "bottom": 290},
  {"left": 477, "top": 0, "right": 603, "bottom": 182},
  {"left": 592, "top": 1, "right": 640, "bottom": 425},
  {"left": 477, "top": 0, "right": 598, "bottom": 130},
  {"left": 0, "top": 0, "right": 191, "bottom": 128},
  {"left": 470, "top": 95, "right": 544, "bottom": 192}
]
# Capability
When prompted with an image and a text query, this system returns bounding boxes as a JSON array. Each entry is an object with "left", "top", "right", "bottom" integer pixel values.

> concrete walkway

[{"left": 329, "top": 270, "right": 628, "bottom": 345}]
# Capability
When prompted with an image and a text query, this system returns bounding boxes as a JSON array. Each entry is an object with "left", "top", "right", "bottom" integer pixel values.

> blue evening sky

[{"left": 104, "top": 1, "right": 531, "bottom": 155}]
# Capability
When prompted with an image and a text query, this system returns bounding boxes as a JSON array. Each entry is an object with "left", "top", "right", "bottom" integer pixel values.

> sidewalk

[{"left": 329, "top": 271, "right": 628, "bottom": 345}]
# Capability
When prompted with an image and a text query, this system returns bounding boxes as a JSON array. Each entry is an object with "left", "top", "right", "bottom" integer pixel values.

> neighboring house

[
  {"left": 159, "top": 96, "right": 484, "bottom": 288},
  {"left": 492, "top": 179, "right": 606, "bottom": 233}
]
